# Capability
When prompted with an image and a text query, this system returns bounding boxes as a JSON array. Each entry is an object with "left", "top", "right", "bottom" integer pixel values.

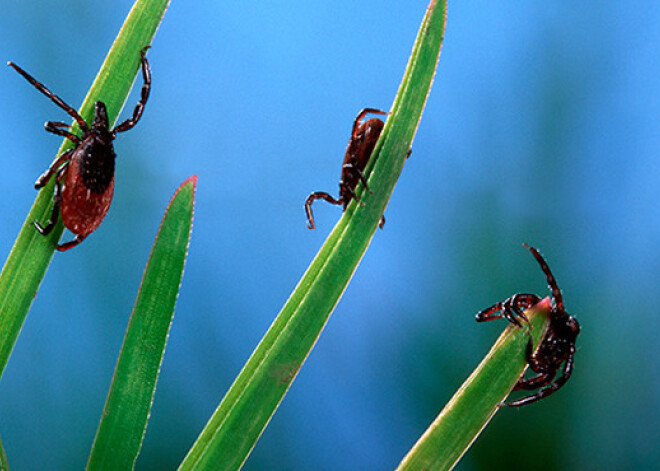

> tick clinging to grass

[
  {"left": 475, "top": 244, "right": 580, "bottom": 407},
  {"left": 8, "top": 47, "right": 151, "bottom": 251},
  {"left": 304, "top": 107, "right": 410, "bottom": 230}
]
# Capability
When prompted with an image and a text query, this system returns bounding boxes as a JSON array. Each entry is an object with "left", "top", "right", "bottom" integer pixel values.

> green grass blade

[
  {"left": 0, "top": 430, "right": 8, "bottom": 471},
  {"left": 178, "top": 2, "right": 447, "bottom": 470},
  {"left": 396, "top": 300, "right": 552, "bottom": 471},
  {"left": 0, "top": 0, "right": 170, "bottom": 381},
  {"left": 87, "top": 176, "right": 196, "bottom": 470}
]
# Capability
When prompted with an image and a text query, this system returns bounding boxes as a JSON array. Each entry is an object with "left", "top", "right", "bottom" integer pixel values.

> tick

[
  {"left": 8, "top": 47, "right": 151, "bottom": 251},
  {"left": 304, "top": 107, "right": 389, "bottom": 230},
  {"left": 475, "top": 244, "right": 580, "bottom": 407}
]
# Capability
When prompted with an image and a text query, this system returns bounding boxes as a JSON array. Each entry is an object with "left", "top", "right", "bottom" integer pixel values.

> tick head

[
  {"left": 93, "top": 101, "right": 110, "bottom": 130},
  {"left": 567, "top": 315, "right": 580, "bottom": 337}
]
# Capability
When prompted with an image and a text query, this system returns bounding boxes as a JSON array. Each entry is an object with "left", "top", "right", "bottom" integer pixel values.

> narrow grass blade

[
  {"left": 0, "top": 431, "right": 8, "bottom": 471},
  {"left": 178, "top": 2, "right": 447, "bottom": 470},
  {"left": 87, "top": 176, "right": 196, "bottom": 470},
  {"left": 0, "top": 0, "right": 170, "bottom": 381},
  {"left": 396, "top": 300, "right": 552, "bottom": 471}
]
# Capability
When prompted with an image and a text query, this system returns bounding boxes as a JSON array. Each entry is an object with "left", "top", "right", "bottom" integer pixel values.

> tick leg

[
  {"left": 502, "top": 298, "right": 526, "bottom": 327},
  {"left": 57, "top": 234, "right": 87, "bottom": 252},
  {"left": 524, "top": 330, "right": 552, "bottom": 373},
  {"left": 523, "top": 243, "right": 564, "bottom": 312},
  {"left": 524, "top": 331, "right": 538, "bottom": 369},
  {"left": 7, "top": 62, "right": 88, "bottom": 132},
  {"left": 342, "top": 162, "right": 371, "bottom": 193},
  {"left": 304, "top": 191, "right": 343, "bottom": 229},
  {"left": 475, "top": 302, "right": 506, "bottom": 323},
  {"left": 476, "top": 294, "right": 539, "bottom": 328},
  {"left": 113, "top": 47, "right": 151, "bottom": 134},
  {"left": 505, "top": 294, "right": 541, "bottom": 326},
  {"left": 339, "top": 182, "right": 364, "bottom": 206},
  {"left": 499, "top": 371, "right": 553, "bottom": 407},
  {"left": 507, "top": 294, "right": 535, "bottom": 325},
  {"left": 44, "top": 121, "right": 80, "bottom": 144},
  {"left": 504, "top": 355, "right": 573, "bottom": 407},
  {"left": 34, "top": 150, "right": 73, "bottom": 189},
  {"left": 511, "top": 293, "right": 541, "bottom": 310},
  {"left": 344, "top": 148, "right": 408, "bottom": 231},
  {"left": 34, "top": 216, "right": 57, "bottom": 236},
  {"left": 33, "top": 166, "right": 67, "bottom": 236},
  {"left": 351, "top": 108, "right": 388, "bottom": 137},
  {"left": 33, "top": 196, "right": 60, "bottom": 236},
  {"left": 513, "top": 371, "right": 554, "bottom": 391}
]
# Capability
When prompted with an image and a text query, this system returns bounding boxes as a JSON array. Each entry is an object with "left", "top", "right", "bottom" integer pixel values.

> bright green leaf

[
  {"left": 87, "top": 175, "right": 196, "bottom": 470},
  {"left": 179, "top": 1, "right": 447, "bottom": 469}
]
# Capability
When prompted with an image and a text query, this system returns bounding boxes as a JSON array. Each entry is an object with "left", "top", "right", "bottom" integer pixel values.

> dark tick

[
  {"left": 8, "top": 46, "right": 151, "bottom": 251},
  {"left": 305, "top": 107, "right": 408, "bottom": 230},
  {"left": 475, "top": 244, "right": 580, "bottom": 407}
]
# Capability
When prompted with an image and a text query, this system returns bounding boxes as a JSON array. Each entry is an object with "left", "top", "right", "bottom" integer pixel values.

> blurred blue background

[{"left": 0, "top": 1, "right": 658, "bottom": 469}]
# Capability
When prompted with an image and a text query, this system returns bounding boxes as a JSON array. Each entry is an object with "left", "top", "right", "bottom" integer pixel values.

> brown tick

[
  {"left": 305, "top": 107, "right": 390, "bottom": 230},
  {"left": 476, "top": 244, "right": 580, "bottom": 407},
  {"left": 8, "top": 47, "right": 151, "bottom": 251}
]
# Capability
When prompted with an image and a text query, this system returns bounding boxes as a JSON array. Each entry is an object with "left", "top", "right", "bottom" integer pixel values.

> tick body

[
  {"left": 475, "top": 244, "right": 580, "bottom": 407},
  {"left": 8, "top": 47, "right": 151, "bottom": 251},
  {"left": 304, "top": 107, "right": 388, "bottom": 230}
]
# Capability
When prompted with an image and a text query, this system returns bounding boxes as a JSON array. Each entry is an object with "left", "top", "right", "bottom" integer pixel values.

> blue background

[{"left": 1, "top": 1, "right": 658, "bottom": 469}]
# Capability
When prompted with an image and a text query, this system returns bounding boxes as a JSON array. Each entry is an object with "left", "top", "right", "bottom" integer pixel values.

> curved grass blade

[
  {"left": 178, "top": 2, "right": 448, "bottom": 470},
  {"left": 87, "top": 176, "right": 196, "bottom": 470},
  {"left": 396, "top": 300, "right": 552, "bottom": 471},
  {"left": 0, "top": 0, "right": 170, "bottom": 381}
]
